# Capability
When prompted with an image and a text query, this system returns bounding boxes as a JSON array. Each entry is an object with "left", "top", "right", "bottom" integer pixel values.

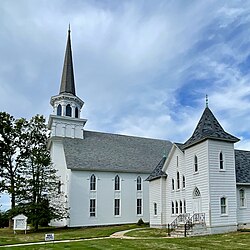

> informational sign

[
  {"left": 45, "top": 233, "right": 55, "bottom": 241},
  {"left": 13, "top": 214, "right": 28, "bottom": 233}
]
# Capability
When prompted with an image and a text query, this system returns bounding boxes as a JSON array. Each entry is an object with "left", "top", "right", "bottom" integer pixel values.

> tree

[
  {"left": 18, "top": 115, "right": 67, "bottom": 230},
  {"left": 0, "top": 113, "right": 67, "bottom": 230},
  {"left": 0, "top": 112, "right": 28, "bottom": 221}
]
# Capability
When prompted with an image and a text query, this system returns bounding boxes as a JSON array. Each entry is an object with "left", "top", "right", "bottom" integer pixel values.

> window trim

[
  {"left": 66, "top": 104, "right": 72, "bottom": 117},
  {"left": 182, "top": 175, "right": 186, "bottom": 189},
  {"left": 194, "top": 155, "right": 198, "bottom": 173},
  {"left": 114, "top": 175, "right": 120, "bottom": 191},
  {"left": 172, "top": 178, "right": 175, "bottom": 191},
  {"left": 219, "top": 151, "right": 225, "bottom": 171},
  {"left": 137, "top": 198, "right": 142, "bottom": 215},
  {"left": 171, "top": 201, "right": 175, "bottom": 215},
  {"left": 220, "top": 197, "right": 227, "bottom": 216},
  {"left": 114, "top": 198, "right": 120, "bottom": 216},
  {"left": 57, "top": 104, "right": 62, "bottom": 116},
  {"left": 153, "top": 203, "right": 157, "bottom": 216},
  {"left": 177, "top": 172, "right": 180, "bottom": 190},
  {"left": 90, "top": 199, "right": 96, "bottom": 217},
  {"left": 90, "top": 174, "right": 96, "bottom": 191},
  {"left": 137, "top": 176, "right": 142, "bottom": 191},
  {"left": 239, "top": 188, "right": 246, "bottom": 208}
]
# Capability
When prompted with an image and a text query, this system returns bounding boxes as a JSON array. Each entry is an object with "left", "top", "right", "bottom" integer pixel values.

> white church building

[{"left": 48, "top": 29, "right": 250, "bottom": 234}]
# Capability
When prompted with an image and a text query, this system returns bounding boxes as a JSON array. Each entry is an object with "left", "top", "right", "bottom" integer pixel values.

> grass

[
  {"left": 0, "top": 226, "right": 249, "bottom": 249},
  {"left": 0, "top": 224, "right": 141, "bottom": 246}
]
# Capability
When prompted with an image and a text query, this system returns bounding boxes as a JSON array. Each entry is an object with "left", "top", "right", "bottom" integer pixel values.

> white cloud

[{"left": 1, "top": 1, "right": 250, "bottom": 147}]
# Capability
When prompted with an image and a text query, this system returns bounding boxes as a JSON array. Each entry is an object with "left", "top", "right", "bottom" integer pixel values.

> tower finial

[
  {"left": 68, "top": 23, "right": 71, "bottom": 34},
  {"left": 206, "top": 94, "right": 208, "bottom": 108}
]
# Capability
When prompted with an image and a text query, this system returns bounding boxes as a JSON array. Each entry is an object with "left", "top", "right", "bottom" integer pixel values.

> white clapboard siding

[
  {"left": 165, "top": 146, "right": 186, "bottom": 225},
  {"left": 68, "top": 171, "right": 149, "bottom": 227},
  {"left": 208, "top": 140, "right": 237, "bottom": 230},
  {"left": 185, "top": 141, "right": 210, "bottom": 224},
  {"left": 149, "top": 178, "right": 164, "bottom": 227},
  {"left": 237, "top": 185, "right": 250, "bottom": 226}
]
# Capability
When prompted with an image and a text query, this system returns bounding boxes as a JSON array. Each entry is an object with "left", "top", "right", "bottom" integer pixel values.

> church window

[
  {"left": 154, "top": 203, "right": 157, "bottom": 215},
  {"left": 177, "top": 156, "right": 179, "bottom": 167},
  {"left": 172, "top": 179, "right": 175, "bottom": 191},
  {"left": 193, "top": 187, "right": 201, "bottom": 198},
  {"left": 219, "top": 152, "right": 224, "bottom": 170},
  {"left": 114, "top": 175, "right": 120, "bottom": 191},
  {"left": 182, "top": 175, "right": 185, "bottom": 189},
  {"left": 90, "top": 199, "right": 96, "bottom": 217},
  {"left": 171, "top": 201, "right": 175, "bottom": 214},
  {"left": 137, "top": 198, "right": 142, "bottom": 215},
  {"left": 175, "top": 201, "right": 178, "bottom": 214},
  {"left": 194, "top": 155, "right": 198, "bottom": 172},
  {"left": 239, "top": 189, "right": 246, "bottom": 207},
  {"left": 75, "top": 107, "right": 79, "bottom": 118},
  {"left": 114, "top": 199, "right": 120, "bottom": 216},
  {"left": 57, "top": 104, "right": 62, "bottom": 116},
  {"left": 66, "top": 104, "right": 72, "bottom": 117},
  {"left": 220, "top": 197, "right": 227, "bottom": 214},
  {"left": 184, "top": 200, "right": 186, "bottom": 213},
  {"left": 90, "top": 174, "right": 96, "bottom": 191},
  {"left": 177, "top": 172, "right": 180, "bottom": 190},
  {"left": 180, "top": 200, "right": 183, "bottom": 214},
  {"left": 137, "top": 176, "right": 142, "bottom": 191}
]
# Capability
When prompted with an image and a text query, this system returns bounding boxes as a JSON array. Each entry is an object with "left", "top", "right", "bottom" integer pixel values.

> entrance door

[{"left": 192, "top": 187, "right": 202, "bottom": 214}]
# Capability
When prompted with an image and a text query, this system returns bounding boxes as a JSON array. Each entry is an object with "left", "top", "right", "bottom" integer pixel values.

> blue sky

[{"left": 1, "top": 0, "right": 250, "bottom": 209}]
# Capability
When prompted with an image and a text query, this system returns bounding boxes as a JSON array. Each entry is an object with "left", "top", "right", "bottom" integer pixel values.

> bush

[
  {"left": 137, "top": 218, "right": 144, "bottom": 226},
  {"left": 0, "top": 211, "right": 9, "bottom": 228}
]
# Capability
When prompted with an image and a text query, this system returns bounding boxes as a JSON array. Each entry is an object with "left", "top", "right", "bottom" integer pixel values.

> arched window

[
  {"left": 66, "top": 104, "right": 72, "bottom": 117},
  {"left": 57, "top": 104, "right": 62, "bottom": 116},
  {"left": 219, "top": 152, "right": 224, "bottom": 170},
  {"left": 90, "top": 174, "right": 96, "bottom": 191},
  {"left": 193, "top": 187, "right": 201, "bottom": 198},
  {"left": 184, "top": 200, "right": 186, "bottom": 213},
  {"left": 194, "top": 155, "right": 198, "bottom": 172},
  {"left": 175, "top": 201, "right": 178, "bottom": 214},
  {"left": 75, "top": 107, "right": 79, "bottom": 118},
  {"left": 239, "top": 189, "right": 245, "bottom": 207},
  {"left": 177, "top": 172, "right": 180, "bottom": 189},
  {"left": 172, "top": 179, "right": 175, "bottom": 191},
  {"left": 177, "top": 156, "right": 179, "bottom": 167},
  {"left": 137, "top": 176, "right": 142, "bottom": 191},
  {"left": 221, "top": 197, "right": 227, "bottom": 214},
  {"left": 171, "top": 201, "right": 175, "bottom": 214},
  {"left": 115, "top": 175, "right": 120, "bottom": 191},
  {"left": 180, "top": 200, "right": 183, "bottom": 214},
  {"left": 182, "top": 175, "right": 186, "bottom": 189}
]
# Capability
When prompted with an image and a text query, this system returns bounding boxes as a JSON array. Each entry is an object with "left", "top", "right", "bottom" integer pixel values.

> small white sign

[{"left": 45, "top": 233, "right": 55, "bottom": 241}]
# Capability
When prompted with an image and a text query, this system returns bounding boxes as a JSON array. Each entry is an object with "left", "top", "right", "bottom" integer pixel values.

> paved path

[{"left": 0, "top": 228, "right": 148, "bottom": 248}]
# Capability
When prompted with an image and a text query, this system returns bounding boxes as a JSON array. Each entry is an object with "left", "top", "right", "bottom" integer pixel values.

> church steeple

[
  {"left": 49, "top": 27, "right": 87, "bottom": 139},
  {"left": 60, "top": 26, "right": 76, "bottom": 95}
]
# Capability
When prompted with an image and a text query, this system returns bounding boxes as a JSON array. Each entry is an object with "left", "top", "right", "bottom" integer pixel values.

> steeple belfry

[
  {"left": 60, "top": 27, "right": 76, "bottom": 95},
  {"left": 48, "top": 28, "right": 87, "bottom": 139}
]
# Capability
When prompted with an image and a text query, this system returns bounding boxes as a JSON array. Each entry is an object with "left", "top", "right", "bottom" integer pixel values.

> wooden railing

[{"left": 168, "top": 213, "right": 190, "bottom": 235}]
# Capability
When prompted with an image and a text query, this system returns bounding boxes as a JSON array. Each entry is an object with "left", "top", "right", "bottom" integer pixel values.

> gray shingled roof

[
  {"left": 60, "top": 29, "right": 76, "bottom": 96},
  {"left": 61, "top": 131, "right": 172, "bottom": 173},
  {"left": 146, "top": 157, "right": 167, "bottom": 181},
  {"left": 235, "top": 149, "right": 250, "bottom": 184},
  {"left": 184, "top": 107, "right": 239, "bottom": 149}
]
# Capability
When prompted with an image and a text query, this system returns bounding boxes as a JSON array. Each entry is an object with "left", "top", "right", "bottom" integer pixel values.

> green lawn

[
  {"left": 0, "top": 226, "right": 249, "bottom": 250},
  {"left": 0, "top": 224, "right": 140, "bottom": 246}
]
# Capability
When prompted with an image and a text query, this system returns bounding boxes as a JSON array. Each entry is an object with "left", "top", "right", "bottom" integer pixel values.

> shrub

[{"left": 137, "top": 218, "right": 144, "bottom": 226}]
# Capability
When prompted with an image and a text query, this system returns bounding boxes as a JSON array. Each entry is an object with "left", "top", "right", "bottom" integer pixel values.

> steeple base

[{"left": 48, "top": 115, "right": 87, "bottom": 139}]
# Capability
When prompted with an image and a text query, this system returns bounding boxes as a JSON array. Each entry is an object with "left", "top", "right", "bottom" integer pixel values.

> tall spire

[{"left": 60, "top": 26, "right": 76, "bottom": 96}]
